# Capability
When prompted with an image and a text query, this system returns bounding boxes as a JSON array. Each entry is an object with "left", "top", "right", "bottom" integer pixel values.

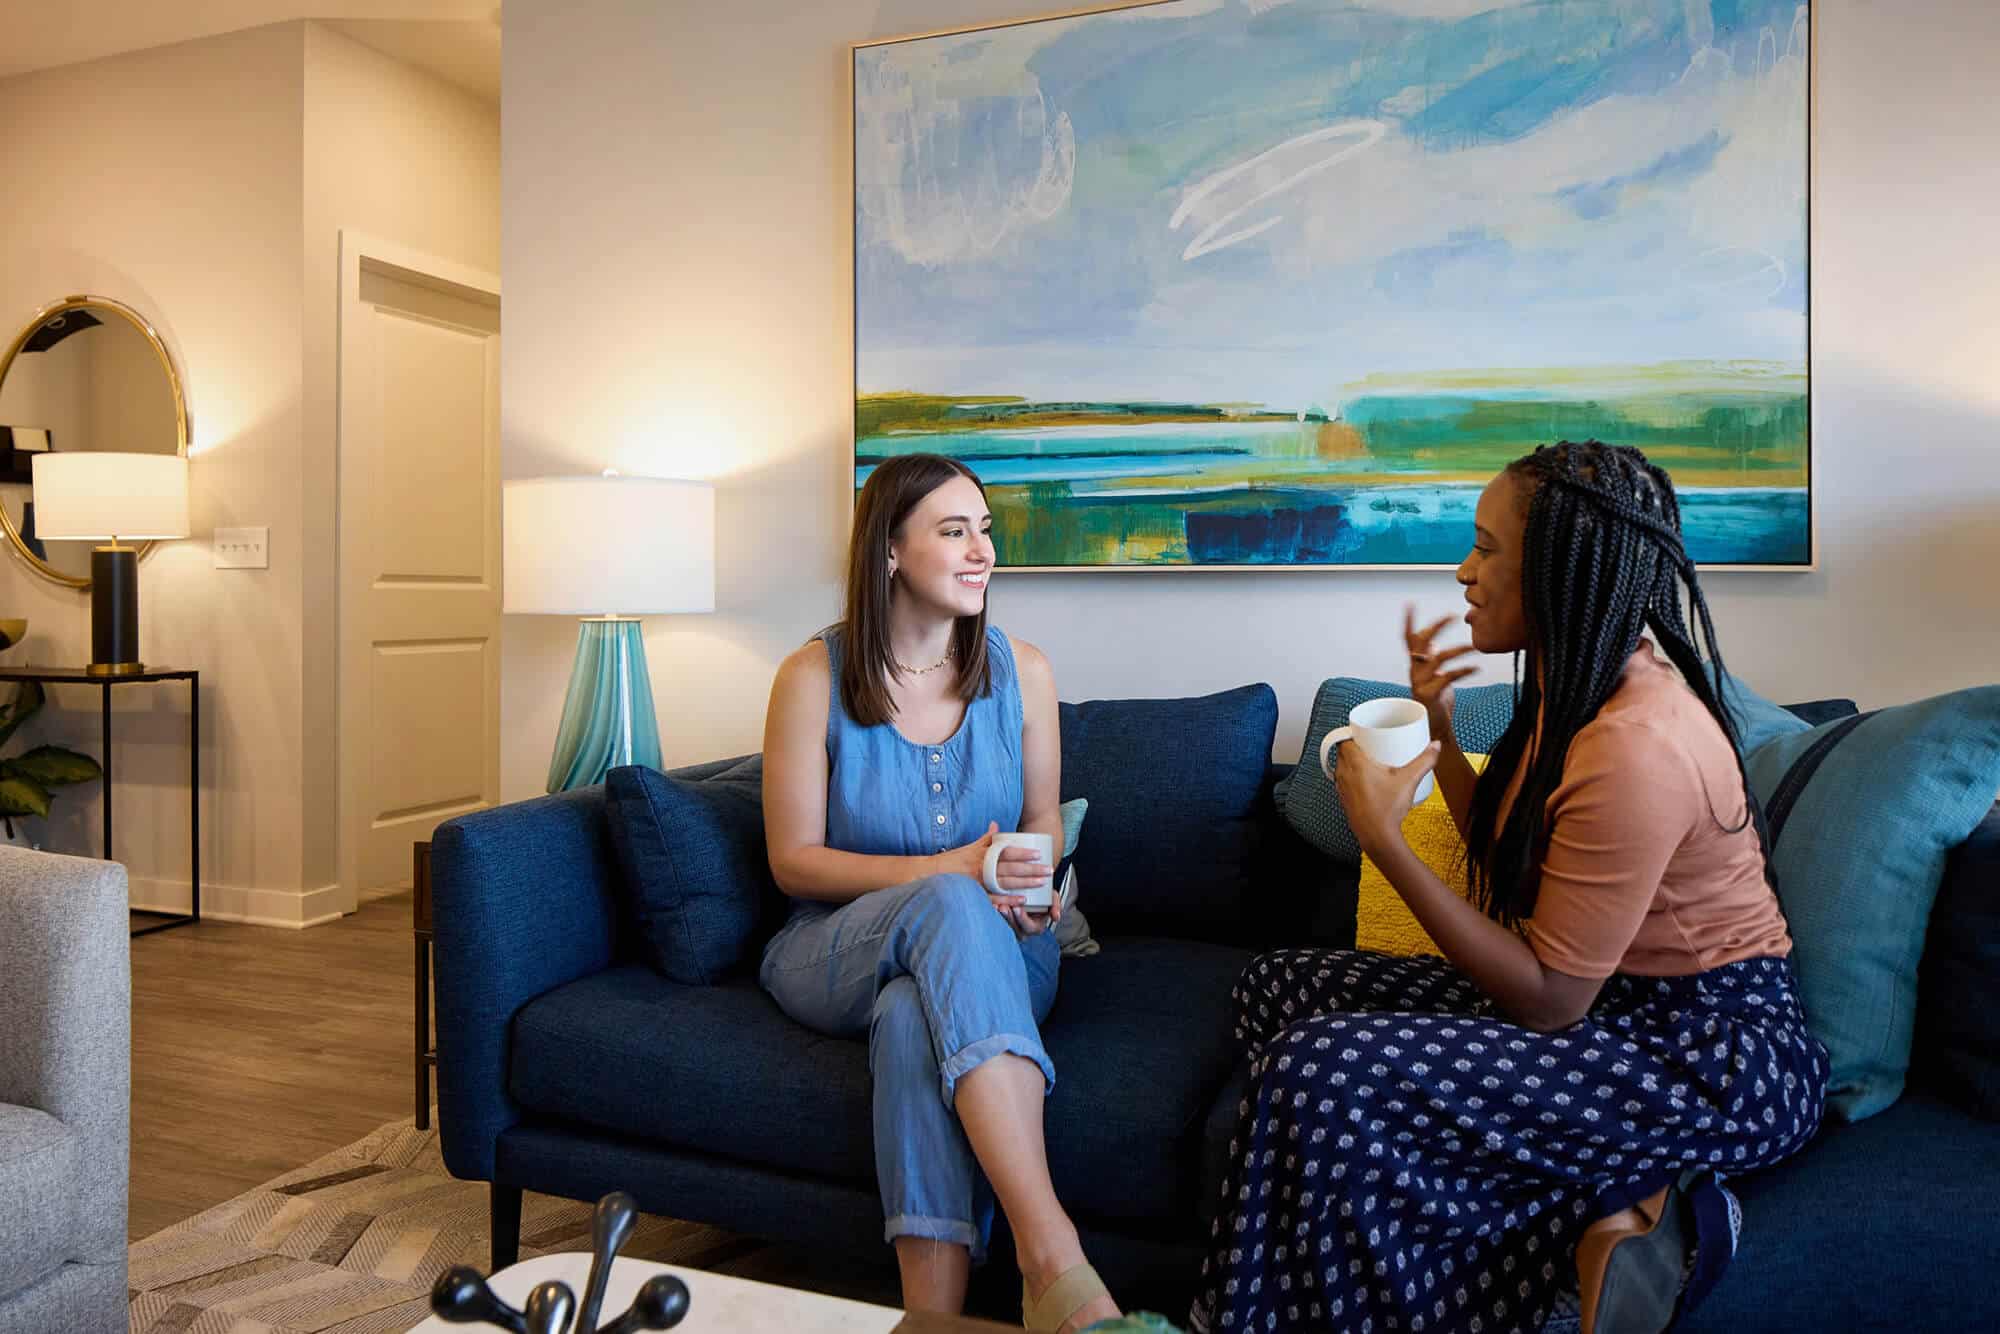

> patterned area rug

[
  {"left": 126, "top": 1114, "right": 879, "bottom": 1333},
  {"left": 128, "top": 1114, "right": 1587, "bottom": 1333}
]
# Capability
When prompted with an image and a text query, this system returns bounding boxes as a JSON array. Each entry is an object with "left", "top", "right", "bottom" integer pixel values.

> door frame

[{"left": 336, "top": 229, "right": 501, "bottom": 911}]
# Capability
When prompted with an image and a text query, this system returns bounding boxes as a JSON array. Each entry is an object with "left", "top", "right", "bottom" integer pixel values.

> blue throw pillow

[
  {"left": 1059, "top": 684, "right": 1277, "bottom": 939},
  {"left": 604, "top": 756, "right": 783, "bottom": 986},
  {"left": 1743, "top": 685, "right": 2000, "bottom": 1122},
  {"left": 1280, "top": 678, "right": 1517, "bottom": 865}
]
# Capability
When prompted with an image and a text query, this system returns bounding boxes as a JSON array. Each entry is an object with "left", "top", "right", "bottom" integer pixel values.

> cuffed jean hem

[
  {"left": 939, "top": 1032, "right": 1055, "bottom": 1104},
  {"left": 885, "top": 1213, "right": 985, "bottom": 1263}
]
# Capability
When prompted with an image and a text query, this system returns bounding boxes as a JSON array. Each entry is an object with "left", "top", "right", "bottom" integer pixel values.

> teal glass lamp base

[{"left": 547, "top": 617, "right": 663, "bottom": 792}]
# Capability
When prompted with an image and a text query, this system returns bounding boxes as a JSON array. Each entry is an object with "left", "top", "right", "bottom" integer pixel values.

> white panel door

[{"left": 339, "top": 245, "right": 501, "bottom": 900}]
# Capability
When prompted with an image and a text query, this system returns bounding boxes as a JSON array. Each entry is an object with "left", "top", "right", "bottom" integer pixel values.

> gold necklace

[{"left": 895, "top": 642, "right": 957, "bottom": 676}]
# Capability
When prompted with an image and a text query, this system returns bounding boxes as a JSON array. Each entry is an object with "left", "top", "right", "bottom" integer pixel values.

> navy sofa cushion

[
  {"left": 1778, "top": 697, "right": 1860, "bottom": 727},
  {"left": 508, "top": 935, "right": 1254, "bottom": 1234},
  {"left": 603, "top": 757, "right": 782, "bottom": 985},
  {"left": 1914, "top": 802, "right": 2000, "bottom": 1119},
  {"left": 1039, "top": 937, "right": 1255, "bottom": 1231},
  {"left": 1059, "top": 685, "right": 1279, "bottom": 940},
  {"left": 511, "top": 966, "right": 876, "bottom": 1184},
  {"left": 1679, "top": 1088, "right": 2000, "bottom": 1331}
]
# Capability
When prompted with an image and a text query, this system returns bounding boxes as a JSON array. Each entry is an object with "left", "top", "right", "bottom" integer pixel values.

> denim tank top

[{"left": 820, "top": 624, "right": 1025, "bottom": 859}]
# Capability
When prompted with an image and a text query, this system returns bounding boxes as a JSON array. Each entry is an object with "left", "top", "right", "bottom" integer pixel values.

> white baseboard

[{"left": 130, "top": 878, "right": 349, "bottom": 930}]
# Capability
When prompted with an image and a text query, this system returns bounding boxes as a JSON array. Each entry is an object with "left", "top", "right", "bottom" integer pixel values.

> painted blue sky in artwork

[{"left": 854, "top": 0, "right": 1809, "bottom": 410}]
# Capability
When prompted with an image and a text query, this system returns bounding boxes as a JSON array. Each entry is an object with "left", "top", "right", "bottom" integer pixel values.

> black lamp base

[{"left": 89, "top": 547, "right": 142, "bottom": 677}]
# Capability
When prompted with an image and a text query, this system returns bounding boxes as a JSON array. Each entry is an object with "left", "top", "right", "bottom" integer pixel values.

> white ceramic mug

[
  {"left": 982, "top": 831, "right": 1054, "bottom": 911},
  {"left": 1319, "top": 696, "right": 1436, "bottom": 806}
]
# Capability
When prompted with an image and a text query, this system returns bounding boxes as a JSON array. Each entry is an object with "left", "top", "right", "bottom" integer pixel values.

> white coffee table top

[{"left": 406, "top": 1253, "right": 904, "bottom": 1333}]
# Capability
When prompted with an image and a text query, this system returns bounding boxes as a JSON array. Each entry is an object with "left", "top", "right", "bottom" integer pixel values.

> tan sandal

[
  {"left": 1577, "top": 1184, "right": 1684, "bottom": 1334},
  {"left": 1022, "top": 1262, "right": 1109, "bottom": 1333}
]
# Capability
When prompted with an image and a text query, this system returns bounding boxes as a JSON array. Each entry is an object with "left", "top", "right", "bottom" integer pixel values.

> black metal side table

[{"left": 0, "top": 667, "right": 198, "bottom": 937}]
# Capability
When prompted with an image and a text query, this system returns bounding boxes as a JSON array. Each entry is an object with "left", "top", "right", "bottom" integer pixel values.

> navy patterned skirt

[{"left": 1190, "top": 949, "right": 1828, "bottom": 1334}]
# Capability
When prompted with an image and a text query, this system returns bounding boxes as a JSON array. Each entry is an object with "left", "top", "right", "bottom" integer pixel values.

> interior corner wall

[
  {"left": 301, "top": 21, "right": 500, "bottom": 897},
  {"left": 501, "top": 0, "right": 2000, "bottom": 799},
  {"left": 0, "top": 23, "right": 310, "bottom": 916}
]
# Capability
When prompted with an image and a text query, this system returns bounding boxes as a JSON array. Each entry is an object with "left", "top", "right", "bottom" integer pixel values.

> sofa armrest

[
  {"left": 432, "top": 785, "right": 627, "bottom": 1181},
  {"left": 1913, "top": 801, "right": 2000, "bottom": 1115},
  {"left": 0, "top": 848, "right": 130, "bottom": 1265},
  {"left": 1941, "top": 800, "right": 2000, "bottom": 901}
]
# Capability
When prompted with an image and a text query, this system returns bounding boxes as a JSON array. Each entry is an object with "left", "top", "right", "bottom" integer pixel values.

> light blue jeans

[{"left": 759, "top": 873, "right": 1061, "bottom": 1261}]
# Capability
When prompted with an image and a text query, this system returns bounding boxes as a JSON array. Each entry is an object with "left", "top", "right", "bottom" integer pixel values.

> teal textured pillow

[
  {"left": 1279, "top": 678, "right": 1517, "bottom": 864},
  {"left": 1745, "top": 685, "right": 2000, "bottom": 1122}
]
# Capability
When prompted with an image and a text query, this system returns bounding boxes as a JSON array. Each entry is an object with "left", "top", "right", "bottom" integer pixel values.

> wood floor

[
  {"left": 129, "top": 894, "right": 419, "bottom": 1239},
  {"left": 127, "top": 897, "right": 932, "bottom": 1316}
]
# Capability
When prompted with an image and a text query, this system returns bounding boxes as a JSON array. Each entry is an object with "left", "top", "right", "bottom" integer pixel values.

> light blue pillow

[
  {"left": 1718, "top": 667, "right": 1815, "bottom": 754},
  {"left": 1059, "top": 797, "right": 1087, "bottom": 864},
  {"left": 1743, "top": 685, "right": 2000, "bottom": 1122},
  {"left": 1279, "top": 678, "right": 1517, "bottom": 864}
]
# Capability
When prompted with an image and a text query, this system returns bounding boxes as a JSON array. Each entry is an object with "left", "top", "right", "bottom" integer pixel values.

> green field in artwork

[{"left": 856, "top": 362, "right": 1809, "bottom": 566}]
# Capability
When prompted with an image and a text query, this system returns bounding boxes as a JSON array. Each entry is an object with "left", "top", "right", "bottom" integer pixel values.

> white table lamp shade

[
  {"left": 504, "top": 475, "right": 715, "bottom": 615},
  {"left": 32, "top": 453, "right": 190, "bottom": 540}
]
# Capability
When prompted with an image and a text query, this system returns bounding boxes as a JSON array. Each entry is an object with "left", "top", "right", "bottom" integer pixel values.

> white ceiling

[{"left": 0, "top": 1, "right": 501, "bottom": 103}]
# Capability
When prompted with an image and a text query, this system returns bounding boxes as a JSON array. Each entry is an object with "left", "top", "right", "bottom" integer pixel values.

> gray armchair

[{"left": 0, "top": 847, "right": 130, "bottom": 1333}]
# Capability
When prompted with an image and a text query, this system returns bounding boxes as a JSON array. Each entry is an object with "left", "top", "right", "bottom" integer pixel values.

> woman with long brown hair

[{"left": 759, "top": 454, "right": 1117, "bottom": 1333}]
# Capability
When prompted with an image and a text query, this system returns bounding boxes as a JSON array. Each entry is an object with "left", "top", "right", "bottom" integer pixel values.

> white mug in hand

[
  {"left": 1319, "top": 697, "right": 1436, "bottom": 806},
  {"left": 982, "top": 831, "right": 1054, "bottom": 911}
]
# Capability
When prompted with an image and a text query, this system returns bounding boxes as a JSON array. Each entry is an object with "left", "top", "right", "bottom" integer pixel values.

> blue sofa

[{"left": 432, "top": 684, "right": 2000, "bottom": 1327}]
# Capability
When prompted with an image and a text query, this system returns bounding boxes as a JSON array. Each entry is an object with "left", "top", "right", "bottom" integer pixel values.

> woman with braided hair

[{"left": 1193, "top": 442, "right": 1828, "bottom": 1334}]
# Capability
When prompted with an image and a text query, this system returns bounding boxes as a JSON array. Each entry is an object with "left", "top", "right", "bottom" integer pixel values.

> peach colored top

[{"left": 1499, "top": 642, "right": 1793, "bottom": 979}]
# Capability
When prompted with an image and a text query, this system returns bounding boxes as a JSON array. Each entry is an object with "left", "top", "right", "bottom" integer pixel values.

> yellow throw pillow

[{"left": 1355, "top": 754, "right": 1487, "bottom": 957}]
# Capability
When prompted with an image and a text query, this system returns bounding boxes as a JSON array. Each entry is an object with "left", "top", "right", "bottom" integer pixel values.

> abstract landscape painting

[{"left": 853, "top": 0, "right": 1811, "bottom": 568}]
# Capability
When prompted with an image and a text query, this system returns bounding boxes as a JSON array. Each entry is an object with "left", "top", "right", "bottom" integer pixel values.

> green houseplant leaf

[
  {"left": 0, "top": 684, "right": 101, "bottom": 839},
  {"left": 5, "top": 745, "right": 103, "bottom": 789},
  {"left": 0, "top": 679, "right": 43, "bottom": 752},
  {"left": 0, "top": 773, "right": 52, "bottom": 819}
]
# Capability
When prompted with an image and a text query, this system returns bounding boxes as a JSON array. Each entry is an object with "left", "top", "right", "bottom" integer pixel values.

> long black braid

[{"left": 1463, "top": 440, "right": 1775, "bottom": 929}]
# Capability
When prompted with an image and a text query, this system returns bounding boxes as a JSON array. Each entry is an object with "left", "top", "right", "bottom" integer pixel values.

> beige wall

[
  {"left": 0, "top": 21, "right": 499, "bottom": 923},
  {"left": 302, "top": 21, "right": 500, "bottom": 894},
  {"left": 0, "top": 24, "right": 309, "bottom": 914},
  {"left": 499, "top": 0, "right": 2000, "bottom": 799}
]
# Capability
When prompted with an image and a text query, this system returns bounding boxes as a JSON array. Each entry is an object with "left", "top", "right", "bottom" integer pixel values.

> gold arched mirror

[{"left": 0, "top": 296, "right": 189, "bottom": 588}]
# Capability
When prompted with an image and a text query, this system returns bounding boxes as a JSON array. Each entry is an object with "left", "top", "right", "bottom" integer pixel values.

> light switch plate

[{"left": 213, "top": 526, "right": 269, "bottom": 569}]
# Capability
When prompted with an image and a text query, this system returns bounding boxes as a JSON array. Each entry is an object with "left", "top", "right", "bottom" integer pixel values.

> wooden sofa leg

[{"left": 490, "top": 1182, "right": 523, "bottom": 1271}]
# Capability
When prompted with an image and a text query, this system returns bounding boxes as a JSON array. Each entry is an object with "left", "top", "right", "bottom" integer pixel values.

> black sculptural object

[
  {"left": 602, "top": 1278, "right": 693, "bottom": 1334},
  {"left": 429, "top": 1191, "right": 690, "bottom": 1333},
  {"left": 525, "top": 1279, "right": 580, "bottom": 1334},
  {"left": 431, "top": 1266, "right": 529, "bottom": 1333},
  {"left": 576, "top": 1192, "right": 640, "bottom": 1332}
]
